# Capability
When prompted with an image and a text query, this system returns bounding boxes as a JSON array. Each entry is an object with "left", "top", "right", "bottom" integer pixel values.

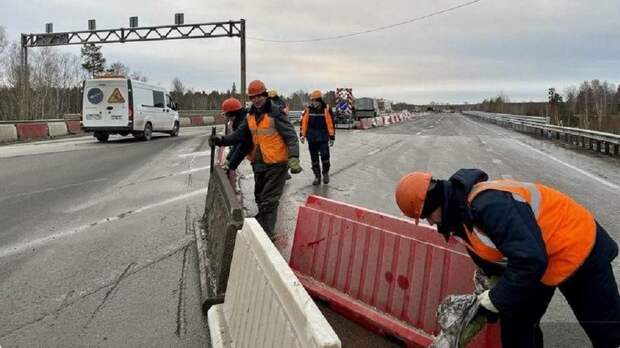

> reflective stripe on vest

[
  {"left": 462, "top": 179, "right": 596, "bottom": 286},
  {"left": 246, "top": 113, "right": 288, "bottom": 164}
]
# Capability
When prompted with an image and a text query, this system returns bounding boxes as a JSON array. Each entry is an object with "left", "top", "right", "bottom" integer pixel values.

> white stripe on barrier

[{"left": 208, "top": 218, "right": 340, "bottom": 348}]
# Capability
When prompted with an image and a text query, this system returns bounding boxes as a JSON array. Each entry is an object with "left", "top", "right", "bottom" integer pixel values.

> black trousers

[
  {"left": 253, "top": 164, "right": 288, "bottom": 238},
  {"left": 499, "top": 224, "right": 620, "bottom": 348},
  {"left": 308, "top": 141, "right": 330, "bottom": 177}
]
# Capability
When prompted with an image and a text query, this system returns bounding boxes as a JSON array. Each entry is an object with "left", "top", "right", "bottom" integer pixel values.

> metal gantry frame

[{"left": 20, "top": 19, "right": 247, "bottom": 108}]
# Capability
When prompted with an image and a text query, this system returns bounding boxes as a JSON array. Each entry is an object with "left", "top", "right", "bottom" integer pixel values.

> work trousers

[
  {"left": 253, "top": 163, "right": 288, "bottom": 239},
  {"left": 499, "top": 224, "right": 620, "bottom": 348},
  {"left": 308, "top": 141, "right": 330, "bottom": 178}
]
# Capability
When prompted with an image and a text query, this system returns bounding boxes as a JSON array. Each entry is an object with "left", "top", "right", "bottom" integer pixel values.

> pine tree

[{"left": 81, "top": 44, "right": 106, "bottom": 77}]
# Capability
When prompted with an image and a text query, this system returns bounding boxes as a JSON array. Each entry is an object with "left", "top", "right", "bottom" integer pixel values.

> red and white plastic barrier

[{"left": 289, "top": 195, "right": 501, "bottom": 347}]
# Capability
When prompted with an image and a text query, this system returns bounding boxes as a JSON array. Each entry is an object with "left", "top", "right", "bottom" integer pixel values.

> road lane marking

[
  {"left": 514, "top": 141, "right": 619, "bottom": 191},
  {"left": 178, "top": 150, "right": 211, "bottom": 158},
  {"left": 0, "top": 188, "right": 209, "bottom": 259},
  {"left": 492, "top": 159, "right": 502, "bottom": 164},
  {"left": 463, "top": 115, "right": 620, "bottom": 191},
  {"left": 368, "top": 149, "right": 381, "bottom": 156}
]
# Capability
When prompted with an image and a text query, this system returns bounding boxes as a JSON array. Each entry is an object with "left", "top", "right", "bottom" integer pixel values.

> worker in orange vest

[
  {"left": 300, "top": 90, "right": 335, "bottom": 185},
  {"left": 220, "top": 97, "right": 250, "bottom": 171},
  {"left": 395, "top": 169, "right": 620, "bottom": 348},
  {"left": 210, "top": 80, "right": 302, "bottom": 238}
]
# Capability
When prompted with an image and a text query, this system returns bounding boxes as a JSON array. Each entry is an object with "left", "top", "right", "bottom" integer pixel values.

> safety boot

[
  {"left": 312, "top": 162, "right": 321, "bottom": 185},
  {"left": 322, "top": 160, "right": 331, "bottom": 184}
]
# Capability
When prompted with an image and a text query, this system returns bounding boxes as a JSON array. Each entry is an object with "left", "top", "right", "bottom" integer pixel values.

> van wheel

[
  {"left": 142, "top": 123, "right": 153, "bottom": 141},
  {"left": 169, "top": 122, "right": 180, "bottom": 137},
  {"left": 95, "top": 132, "right": 109, "bottom": 142}
]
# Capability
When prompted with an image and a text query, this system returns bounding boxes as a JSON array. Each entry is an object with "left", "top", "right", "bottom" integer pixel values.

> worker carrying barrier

[
  {"left": 208, "top": 218, "right": 341, "bottom": 348},
  {"left": 289, "top": 195, "right": 500, "bottom": 347}
]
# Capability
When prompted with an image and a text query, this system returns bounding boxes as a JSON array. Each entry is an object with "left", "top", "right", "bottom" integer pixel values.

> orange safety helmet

[
  {"left": 221, "top": 97, "right": 242, "bottom": 113},
  {"left": 395, "top": 171, "right": 432, "bottom": 224},
  {"left": 248, "top": 80, "right": 267, "bottom": 97},
  {"left": 309, "top": 90, "right": 322, "bottom": 100}
]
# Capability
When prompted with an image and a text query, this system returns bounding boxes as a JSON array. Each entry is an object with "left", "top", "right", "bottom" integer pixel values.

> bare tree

[{"left": 107, "top": 61, "right": 130, "bottom": 76}]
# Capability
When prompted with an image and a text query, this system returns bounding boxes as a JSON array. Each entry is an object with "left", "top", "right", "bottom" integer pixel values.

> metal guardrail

[{"left": 463, "top": 111, "right": 620, "bottom": 156}]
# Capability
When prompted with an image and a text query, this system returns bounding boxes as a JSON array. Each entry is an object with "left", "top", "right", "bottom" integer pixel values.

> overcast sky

[{"left": 2, "top": 0, "right": 619, "bottom": 104}]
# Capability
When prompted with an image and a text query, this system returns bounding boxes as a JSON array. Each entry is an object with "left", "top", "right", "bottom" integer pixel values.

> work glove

[
  {"left": 299, "top": 136, "right": 305, "bottom": 144},
  {"left": 209, "top": 134, "right": 223, "bottom": 147},
  {"left": 288, "top": 157, "right": 302, "bottom": 174},
  {"left": 221, "top": 159, "right": 230, "bottom": 171},
  {"left": 329, "top": 137, "right": 335, "bottom": 147},
  {"left": 478, "top": 290, "right": 498, "bottom": 313}
]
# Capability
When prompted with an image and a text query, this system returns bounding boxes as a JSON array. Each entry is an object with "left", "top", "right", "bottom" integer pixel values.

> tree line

[{"left": 478, "top": 81, "right": 620, "bottom": 132}]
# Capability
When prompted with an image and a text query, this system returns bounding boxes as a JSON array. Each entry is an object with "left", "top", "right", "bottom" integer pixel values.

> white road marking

[
  {"left": 416, "top": 132, "right": 422, "bottom": 135},
  {"left": 0, "top": 188, "right": 209, "bottom": 259},
  {"left": 179, "top": 166, "right": 210, "bottom": 175},
  {"left": 178, "top": 150, "right": 211, "bottom": 158},
  {"left": 463, "top": 115, "right": 620, "bottom": 191},
  {"left": 514, "top": 141, "right": 619, "bottom": 191},
  {"left": 492, "top": 159, "right": 502, "bottom": 164},
  {"left": 368, "top": 149, "right": 381, "bottom": 156}
]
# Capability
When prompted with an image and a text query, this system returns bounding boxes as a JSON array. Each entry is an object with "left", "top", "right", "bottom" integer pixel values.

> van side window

[{"left": 153, "top": 91, "right": 165, "bottom": 108}]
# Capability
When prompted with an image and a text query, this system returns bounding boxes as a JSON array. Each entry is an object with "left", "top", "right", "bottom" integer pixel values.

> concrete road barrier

[
  {"left": 208, "top": 218, "right": 341, "bottom": 348},
  {"left": 202, "top": 116, "right": 215, "bottom": 125},
  {"left": 190, "top": 116, "right": 204, "bottom": 126},
  {"left": 0, "top": 124, "right": 18, "bottom": 143},
  {"left": 48, "top": 121, "right": 69, "bottom": 137},
  {"left": 290, "top": 195, "right": 501, "bottom": 347},
  {"left": 65, "top": 120, "right": 84, "bottom": 134},
  {"left": 200, "top": 166, "right": 244, "bottom": 310},
  {"left": 180, "top": 117, "right": 192, "bottom": 127},
  {"left": 15, "top": 122, "right": 48, "bottom": 140}
]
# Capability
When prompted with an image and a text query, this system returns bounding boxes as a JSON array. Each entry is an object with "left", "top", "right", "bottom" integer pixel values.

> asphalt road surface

[{"left": 2, "top": 113, "right": 619, "bottom": 347}]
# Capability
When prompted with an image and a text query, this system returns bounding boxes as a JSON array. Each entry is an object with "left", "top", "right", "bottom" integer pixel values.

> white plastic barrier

[
  {"left": 0, "top": 124, "right": 18, "bottom": 142},
  {"left": 179, "top": 117, "right": 191, "bottom": 127},
  {"left": 47, "top": 121, "right": 69, "bottom": 137},
  {"left": 208, "top": 218, "right": 341, "bottom": 348}
]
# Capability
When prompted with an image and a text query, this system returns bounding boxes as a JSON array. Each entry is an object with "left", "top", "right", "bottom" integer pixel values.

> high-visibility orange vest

[
  {"left": 246, "top": 113, "right": 288, "bottom": 164},
  {"left": 301, "top": 105, "right": 335, "bottom": 137},
  {"left": 462, "top": 180, "right": 596, "bottom": 286}
]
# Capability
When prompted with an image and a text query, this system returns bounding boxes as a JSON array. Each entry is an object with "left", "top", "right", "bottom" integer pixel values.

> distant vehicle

[
  {"left": 81, "top": 77, "right": 179, "bottom": 142},
  {"left": 287, "top": 110, "right": 303, "bottom": 124},
  {"left": 335, "top": 88, "right": 355, "bottom": 129},
  {"left": 354, "top": 97, "right": 378, "bottom": 118},
  {"left": 377, "top": 98, "right": 392, "bottom": 114}
]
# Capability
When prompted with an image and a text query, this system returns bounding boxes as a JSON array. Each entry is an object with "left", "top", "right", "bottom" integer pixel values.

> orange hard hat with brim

[
  {"left": 248, "top": 80, "right": 267, "bottom": 97},
  {"left": 309, "top": 90, "right": 322, "bottom": 100},
  {"left": 221, "top": 97, "right": 242, "bottom": 113},
  {"left": 395, "top": 171, "right": 432, "bottom": 224}
]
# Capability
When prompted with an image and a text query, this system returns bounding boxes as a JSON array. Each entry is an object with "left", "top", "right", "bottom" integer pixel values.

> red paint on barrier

[
  {"left": 290, "top": 195, "right": 501, "bottom": 347},
  {"left": 66, "top": 120, "right": 84, "bottom": 134},
  {"left": 190, "top": 116, "right": 204, "bottom": 126},
  {"left": 16, "top": 123, "right": 48, "bottom": 140}
]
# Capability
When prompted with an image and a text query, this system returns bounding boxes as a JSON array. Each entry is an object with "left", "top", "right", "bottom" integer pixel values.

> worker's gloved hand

[
  {"left": 288, "top": 157, "right": 302, "bottom": 174},
  {"left": 329, "top": 137, "right": 335, "bottom": 147},
  {"left": 209, "top": 134, "right": 223, "bottom": 147},
  {"left": 477, "top": 290, "right": 499, "bottom": 323},
  {"left": 221, "top": 159, "right": 230, "bottom": 171},
  {"left": 299, "top": 136, "right": 305, "bottom": 144}
]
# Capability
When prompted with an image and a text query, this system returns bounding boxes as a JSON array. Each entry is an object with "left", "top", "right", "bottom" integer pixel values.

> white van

[{"left": 81, "top": 77, "right": 180, "bottom": 142}]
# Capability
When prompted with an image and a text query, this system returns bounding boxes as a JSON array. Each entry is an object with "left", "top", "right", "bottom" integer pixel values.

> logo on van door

[
  {"left": 108, "top": 88, "right": 126, "bottom": 103},
  {"left": 87, "top": 88, "right": 104, "bottom": 104}
]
